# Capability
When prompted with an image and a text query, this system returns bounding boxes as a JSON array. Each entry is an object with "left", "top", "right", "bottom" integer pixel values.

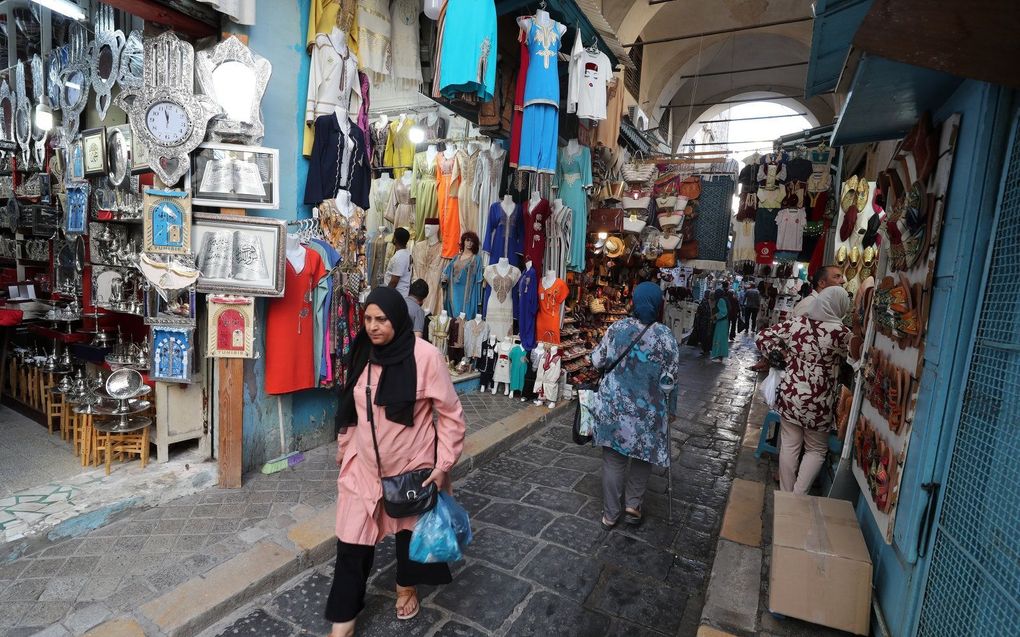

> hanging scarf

[{"left": 335, "top": 287, "right": 417, "bottom": 432}]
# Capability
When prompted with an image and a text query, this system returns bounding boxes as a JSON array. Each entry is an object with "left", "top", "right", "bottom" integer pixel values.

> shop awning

[
  {"left": 496, "top": 0, "right": 630, "bottom": 70},
  {"left": 804, "top": 0, "right": 874, "bottom": 98}
]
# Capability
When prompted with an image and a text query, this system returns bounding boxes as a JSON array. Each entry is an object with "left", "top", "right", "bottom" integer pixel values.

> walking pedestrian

[
  {"left": 742, "top": 283, "right": 761, "bottom": 334},
  {"left": 688, "top": 291, "right": 713, "bottom": 357},
  {"left": 327, "top": 287, "right": 466, "bottom": 636},
  {"left": 711, "top": 289, "right": 730, "bottom": 361},
  {"left": 592, "top": 282, "right": 680, "bottom": 529},
  {"left": 726, "top": 290, "right": 740, "bottom": 340},
  {"left": 755, "top": 287, "right": 860, "bottom": 494}
]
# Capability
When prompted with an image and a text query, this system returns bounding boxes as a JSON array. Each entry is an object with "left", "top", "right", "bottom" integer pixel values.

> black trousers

[
  {"left": 743, "top": 307, "right": 759, "bottom": 333},
  {"left": 324, "top": 531, "right": 452, "bottom": 623},
  {"left": 729, "top": 317, "right": 739, "bottom": 339}
]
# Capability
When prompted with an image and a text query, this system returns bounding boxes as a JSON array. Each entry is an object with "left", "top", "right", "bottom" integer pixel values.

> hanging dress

[
  {"left": 443, "top": 253, "right": 484, "bottom": 319},
  {"left": 412, "top": 238, "right": 445, "bottom": 316},
  {"left": 433, "top": 0, "right": 498, "bottom": 101},
  {"left": 410, "top": 152, "right": 439, "bottom": 241},
  {"left": 464, "top": 319, "right": 489, "bottom": 359},
  {"left": 453, "top": 148, "right": 481, "bottom": 236},
  {"left": 304, "top": 30, "right": 361, "bottom": 157},
  {"left": 436, "top": 153, "right": 461, "bottom": 258},
  {"left": 522, "top": 198, "right": 549, "bottom": 274},
  {"left": 509, "top": 344, "right": 529, "bottom": 392},
  {"left": 509, "top": 38, "right": 529, "bottom": 169},
  {"left": 516, "top": 266, "right": 539, "bottom": 351},
  {"left": 557, "top": 145, "right": 592, "bottom": 272},
  {"left": 473, "top": 145, "right": 507, "bottom": 238},
  {"left": 535, "top": 277, "right": 568, "bottom": 345},
  {"left": 357, "top": 0, "right": 391, "bottom": 84},
  {"left": 482, "top": 201, "right": 524, "bottom": 265},
  {"left": 545, "top": 202, "right": 572, "bottom": 279},
  {"left": 387, "top": 0, "right": 422, "bottom": 92},
  {"left": 265, "top": 248, "right": 328, "bottom": 394},
  {"left": 383, "top": 118, "right": 416, "bottom": 178},
  {"left": 367, "top": 177, "right": 393, "bottom": 233},
  {"left": 370, "top": 121, "right": 389, "bottom": 170},
  {"left": 385, "top": 176, "right": 414, "bottom": 231},
  {"left": 483, "top": 264, "right": 521, "bottom": 339},
  {"left": 518, "top": 16, "right": 566, "bottom": 174}
]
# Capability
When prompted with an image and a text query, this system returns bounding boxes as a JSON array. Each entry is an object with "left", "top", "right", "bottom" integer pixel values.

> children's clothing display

[
  {"left": 265, "top": 248, "right": 328, "bottom": 394},
  {"left": 304, "top": 115, "right": 371, "bottom": 208},
  {"left": 536, "top": 277, "right": 568, "bottom": 344},
  {"left": 477, "top": 338, "right": 497, "bottom": 387},
  {"left": 483, "top": 264, "right": 521, "bottom": 339},
  {"left": 493, "top": 340, "right": 512, "bottom": 384},
  {"left": 464, "top": 319, "right": 489, "bottom": 359},
  {"left": 516, "top": 266, "right": 539, "bottom": 351},
  {"left": 382, "top": 118, "right": 416, "bottom": 178},
  {"left": 523, "top": 198, "right": 549, "bottom": 273},
  {"left": 443, "top": 254, "right": 485, "bottom": 319},
  {"left": 428, "top": 313, "right": 451, "bottom": 357},
  {"left": 454, "top": 148, "right": 481, "bottom": 235},
  {"left": 387, "top": 0, "right": 423, "bottom": 92},
  {"left": 509, "top": 344, "right": 529, "bottom": 392},
  {"left": 411, "top": 236, "right": 445, "bottom": 316},
  {"left": 545, "top": 202, "right": 572, "bottom": 278},
  {"left": 533, "top": 349, "right": 561, "bottom": 402},
  {"left": 436, "top": 154, "right": 461, "bottom": 258},
  {"left": 410, "top": 152, "right": 439, "bottom": 240},
  {"left": 556, "top": 145, "right": 592, "bottom": 271},
  {"left": 483, "top": 201, "right": 523, "bottom": 264},
  {"left": 517, "top": 15, "right": 566, "bottom": 173},
  {"left": 433, "top": 0, "right": 498, "bottom": 101}
]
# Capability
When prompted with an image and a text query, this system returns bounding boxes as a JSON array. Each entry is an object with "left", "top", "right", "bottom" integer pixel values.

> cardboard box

[{"left": 770, "top": 492, "right": 872, "bottom": 635}]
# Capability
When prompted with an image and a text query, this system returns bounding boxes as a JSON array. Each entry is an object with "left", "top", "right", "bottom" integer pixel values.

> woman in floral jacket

[
  {"left": 755, "top": 286, "right": 858, "bottom": 494},
  {"left": 592, "top": 283, "right": 680, "bottom": 528}
]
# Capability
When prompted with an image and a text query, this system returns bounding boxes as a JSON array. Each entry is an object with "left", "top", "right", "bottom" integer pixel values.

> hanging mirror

[
  {"left": 90, "top": 4, "right": 125, "bottom": 121},
  {"left": 107, "top": 126, "right": 130, "bottom": 186},
  {"left": 196, "top": 36, "right": 271, "bottom": 144},
  {"left": 60, "top": 24, "right": 91, "bottom": 140},
  {"left": 119, "top": 31, "right": 144, "bottom": 89},
  {"left": 47, "top": 47, "right": 68, "bottom": 110},
  {"left": 13, "top": 62, "right": 31, "bottom": 165},
  {"left": 30, "top": 55, "right": 48, "bottom": 168}
]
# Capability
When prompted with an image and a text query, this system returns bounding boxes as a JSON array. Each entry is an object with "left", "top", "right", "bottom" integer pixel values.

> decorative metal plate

[
  {"left": 0, "top": 80, "right": 12, "bottom": 145},
  {"left": 59, "top": 24, "right": 91, "bottom": 141},
  {"left": 30, "top": 54, "right": 47, "bottom": 167},
  {"left": 90, "top": 4, "right": 125, "bottom": 121},
  {"left": 196, "top": 36, "right": 271, "bottom": 145},
  {"left": 117, "top": 31, "right": 220, "bottom": 186}
]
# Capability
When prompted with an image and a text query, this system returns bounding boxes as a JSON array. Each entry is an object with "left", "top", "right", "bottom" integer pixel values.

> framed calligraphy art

[
  {"left": 191, "top": 212, "right": 285, "bottom": 297},
  {"left": 187, "top": 143, "right": 279, "bottom": 210}
]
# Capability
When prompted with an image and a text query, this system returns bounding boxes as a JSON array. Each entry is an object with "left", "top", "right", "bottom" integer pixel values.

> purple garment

[
  {"left": 358, "top": 71, "right": 371, "bottom": 163},
  {"left": 515, "top": 266, "right": 539, "bottom": 351}
]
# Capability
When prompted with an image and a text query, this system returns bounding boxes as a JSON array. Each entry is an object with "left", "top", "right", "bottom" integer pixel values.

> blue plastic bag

[{"left": 409, "top": 492, "right": 473, "bottom": 563}]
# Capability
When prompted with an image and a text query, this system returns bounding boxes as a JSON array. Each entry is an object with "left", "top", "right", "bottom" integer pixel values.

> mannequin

[
  {"left": 501, "top": 194, "right": 515, "bottom": 214},
  {"left": 412, "top": 220, "right": 444, "bottom": 316},
  {"left": 333, "top": 189, "right": 354, "bottom": 216},
  {"left": 335, "top": 105, "right": 351, "bottom": 129},
  {"left": 535, "top": 6, "right": 551, "bottom": 24},
  {"left": 286, "top": 234, "right": 306, "bottom": 272},
  {"left": 443, "top": 145, "right": 457, "bottom": 160},
  {"left": 508, "top": 339, "right": 528, "bottom": 399},
  {"left": 425, "top": 111, "right": 439, "bottom": 128},
  {"left": 426, "top": 144, "right": 439, "bottom": 167},
  {"left": 477, "top": 334, "right": 498, "bottom": 392},
  {"left": 529, "top": 190, "right": 542, "bottom": 207},
  {"left": 465, "top": 313, "right": 489, "bottom": 359},
  {"left": 530, "top": 341, "right": 546, "bottom": 374},
  {"left": 566, "top": 138, "right": 580, "bottom": 156},
  {"left": 375, "top": 114, "right": 389, "bottom": 129},
  {"left": 492, "top": 336, "right": 513, "bottom": 395},
  {"left": 397, "top": 113, "right": 407, "bottom": 130},
  {"left": 483, "top": 258, "right": 522, "bottom": 339},
  {"left": 533, "top": 345, "right": 561, "bottom": 407},
  {"left": 377, "top": 171, "right": 392, "bottom": 183},
  {"left": 542, "top": 269, "right": 557, "bottom": 290}
]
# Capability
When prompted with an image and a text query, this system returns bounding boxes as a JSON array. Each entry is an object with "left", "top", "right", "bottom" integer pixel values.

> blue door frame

[{"left": 856, "top": 81, "right": 1017, "bottom": 636}]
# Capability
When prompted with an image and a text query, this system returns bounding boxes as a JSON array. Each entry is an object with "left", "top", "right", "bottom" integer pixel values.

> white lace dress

[
  {"left": 483, "top": 265, "right": 521, "bottom": 339},
  {"left": 357, "top": 0, "right": 391, "bottom": 84}
]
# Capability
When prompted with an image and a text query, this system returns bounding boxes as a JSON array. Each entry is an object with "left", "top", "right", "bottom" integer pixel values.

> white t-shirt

[
  {"left": 573, "top": 49, "right": 612, "bottom": 121},
  {"left": 385, "top": 248, "right": 411, "bottom": 297}
]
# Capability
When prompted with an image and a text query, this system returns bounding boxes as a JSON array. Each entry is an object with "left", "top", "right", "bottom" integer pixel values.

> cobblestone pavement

[
  {"left": 0, "top": 393, "right": 531, "bottom": 635},
  {"left": 204, "top": 340, "right": 759, "bottom": 637}
]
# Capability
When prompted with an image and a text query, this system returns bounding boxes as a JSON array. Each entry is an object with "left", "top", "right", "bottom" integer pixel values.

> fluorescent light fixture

[
  {"left": 30, "top": 0, "right": 86, "bottom": 21},
  {"left": 407, "top": 125, "right": 425, "bottom": 145},
  {"left": 35, "top": 104, "right": 53, "bottom": 131}
]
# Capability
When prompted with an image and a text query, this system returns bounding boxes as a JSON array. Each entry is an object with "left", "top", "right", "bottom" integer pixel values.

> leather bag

[
  {"left": 655, "top": 251, "right": 677, "bottom": 268},
  {"left": 589, "top": 208, "right": 623, "bottom": 233},
  {"left": 678, "top": 176, "right": 702, "bottom": 200},
  {"left": 598, "top": 181, "right": 626, "bottom": 204}
]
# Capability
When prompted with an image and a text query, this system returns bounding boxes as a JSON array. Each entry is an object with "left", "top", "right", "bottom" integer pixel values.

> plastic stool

[{"left": 755, "top": 411, "right": 781, "bottom": 459}]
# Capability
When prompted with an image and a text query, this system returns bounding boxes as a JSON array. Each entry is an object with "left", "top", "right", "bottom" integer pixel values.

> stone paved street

[{"left": 203, "top": 340, "right": 759, "bottom": 637}]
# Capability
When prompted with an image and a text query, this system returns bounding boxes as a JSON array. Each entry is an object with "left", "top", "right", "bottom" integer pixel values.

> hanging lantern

[{"left": 423, "top": 0, "right": 443, "bottom": 20}]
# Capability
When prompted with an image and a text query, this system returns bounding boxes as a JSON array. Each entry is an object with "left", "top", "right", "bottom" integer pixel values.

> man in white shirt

[
  {"left": 791, "top": 265, "right": 846, "bottom": 317},
  {"left": 385, "top": 227, "right": 412, "bottom": 298}
]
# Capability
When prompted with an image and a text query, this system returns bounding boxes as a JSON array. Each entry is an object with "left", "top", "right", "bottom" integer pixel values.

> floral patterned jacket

[
  {"left": 592, "top": 318, "right": 680, "bottom": 466},
  {"left": 756, "top": 316, "right": 852, "bottom": 430}
]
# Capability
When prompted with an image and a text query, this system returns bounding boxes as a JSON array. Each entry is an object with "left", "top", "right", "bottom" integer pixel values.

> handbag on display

[
  {"left": 572, "top": 322, "right": 653, "bottom": 445},
  {"left": 598, "top": 180, "right": 626, "bottom": 204},
  {"left": 621, "top": 155, "right": 657, "bottom": 184},
  {"left": 678, "top": 176, "right": 702, "bottom": 200},
  {"left": 589, "top": 208, "right": 624, "bottom": 233},
  {"left": 622, "top": 188, "right": 652, "bottom": 210},
  {"left": 366, "top": 366, "right": 438, "bottom": 518},
  {"left": 622, "top": 212, "right": 647, "bottom": 234}
]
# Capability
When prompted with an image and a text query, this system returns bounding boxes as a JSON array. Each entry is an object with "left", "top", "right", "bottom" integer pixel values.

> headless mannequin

[
  {"left": 552, "top": 197, "right": 564, "bottom": 212},
  {"left": 397, "top": 113, "right": 407, "bottom": 130},
  {"left": 335, "top": 105, "right": 351, "bottom": 129},
  {"left": 375, "top": 114, "right": 389, "bottom": 129},
  {"left": 286, "top": 235, "right": 306, "bottom": 273},
  {"left": 542, "top": 269, "right": 557, "bottom": 289},
  {"left": 334, "top": 189, "right": 353, "bottom": 216},
  {"left": 501, "top": 195, "right": 515, "bottom": 218},
  {"left": 566, "top": 138, "right": 580, "bottom": 156},
  {"left": 425, "top": 144, "right": 439, "bottom": 167},
  {"left": 479, "top": 334, "right": 498, "bottom": 393},
  {"left": 529, "top": 190, "right": 542, "bottom": 208},
  {"left": 496, "top": 257, "right": 511, "bottom": 276},
  {"left": 377, "top": 171, "right": 392, "bottom": 184},
  {"left": 443, "top": 145, "right": 457, "bottom": 160}
]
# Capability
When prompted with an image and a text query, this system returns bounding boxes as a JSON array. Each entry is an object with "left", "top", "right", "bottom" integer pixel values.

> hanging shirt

[
  {"left": 776, "top": 208, "right": 806, "bottom": 252},
  {"left": 305, "top": 114, "right": 371, "bottom": 208},
  {"left": 572, "top": 47, "right": 612, "bottom": 121},
  {"left": 265, "top": 248, "right": 328, "bottom": 394},
  {"left": 303, "top": 29, "right": 361, "bottom": 156}
]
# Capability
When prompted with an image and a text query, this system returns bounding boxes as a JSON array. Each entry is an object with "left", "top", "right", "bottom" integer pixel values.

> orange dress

[
  {"left": 437, "top": 154, "right": 461, "bottom": 258},
  {"left": 536, "top": 278, "right": 569, "bottom": 344},
  {"left": 265, "top": 248, "right": 327, "bottom": 394}
]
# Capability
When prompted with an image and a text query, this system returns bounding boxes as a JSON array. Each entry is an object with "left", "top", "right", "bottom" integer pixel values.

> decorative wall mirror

[
  {"left": 47, "top": 47, "right": 68, "bottom": 110},
  {"left": 117, "top": 31, "right": 221, "bottom": 186},
  {"left": 13, "top": 62, "right": 31, "bottom": 165},
  {"left": 54, "top": 236, "right": 85, "bottom": 294},
  {"left": 30, "top": 55, "right": 47, "bottom": 167},
  {"left": 107, "top": 126, "right": 130, "bottom": 186},
  {"left": 59, "top": 24, "right": 92, "bottom": 140},
  {"left": 0, "top": 80, "right": 12, "bottom": 144},
  {"left": 90, "top": 4, "right": 126, "bottom": 121},
  {"left": 196, "top": 36, "right": 271, "bottom": 144},
  {"left": 119, "top": 31, "right": 144, "bottom": 89}
]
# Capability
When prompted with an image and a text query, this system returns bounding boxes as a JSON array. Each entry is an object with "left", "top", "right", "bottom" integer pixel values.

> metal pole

[
  {"left": 698, "top": 113, "right": 808, "bottom": 124},
  {"left": 676, "top": 61, "right": 808, "bottom": 81},
  {"left": 624, "top": 16, "right": 813, "bottom": 48},
  {"left": 668, "top": 92, "right": 832, "bottom": 109}
]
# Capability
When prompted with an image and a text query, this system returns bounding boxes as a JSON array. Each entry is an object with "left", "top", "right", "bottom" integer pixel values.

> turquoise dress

[
  {"left": 711, "top": 299, "right": 730, "bottom": 359},
  {"left": 509, "top": 345, "right": 529, "bottom": 391},
  {"left": 443, "top": 254, "right": 484, "bottom": 319},
  {"left": 436, "top": 0, "right": 497, "bottom": 101},
  {"left": 557, "top": 146, "right": 593, "bottom": 272}
]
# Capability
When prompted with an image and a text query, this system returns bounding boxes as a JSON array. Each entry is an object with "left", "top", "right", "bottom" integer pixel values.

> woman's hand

[{"left": 422, "top": 468, "right": 451, "bottom": 494}]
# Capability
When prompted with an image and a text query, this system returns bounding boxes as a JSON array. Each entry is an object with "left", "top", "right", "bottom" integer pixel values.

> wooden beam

[
  {"left": 102, "top": 0, "right": 219, "bottom": 39},
  {"left": 216, "top": 207, "right": 245, "bottom": 488},
  {"left": 853, "top": 0, "right": 1020, "bottom": 89}
]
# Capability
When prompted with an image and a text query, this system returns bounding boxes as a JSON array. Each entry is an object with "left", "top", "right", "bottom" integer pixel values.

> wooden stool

[
  {"left": 95, "top": 425, "right": 150, "bottom": 476},
  {"left": 78, "top": 414, "right": 94, "bottom": 467},
  {"left": 45, "top": 387, "right": 64, "bottom": 435}
]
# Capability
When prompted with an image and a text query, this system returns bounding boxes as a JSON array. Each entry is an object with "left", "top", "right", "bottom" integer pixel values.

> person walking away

[
  {"left": 327, "top": 287, "right": 466, "bottom": 636},
  {"left": 592, "top": 283, "right": 680, "bottom": 528},
  {"left": 405, "top": 279, "right": 429, "bottom": 337},
  {"left": 688, "top": 291, "right": 713, "bottom": 357},
  {"left": 385, "top": 227, "right": 412, "bottom": 298},
  {"left": 711, "top": 289, "right": 730, "bottom": 360},
  {"left": 726, "top": 290, "right": 740, "bottom": 340},
  {"left": 742, "top": 283, "right": 761, "bottom": 334},
  {"left": 755, "top": 287, "right": 860, "bottom": 494},
  {"left": 792, "top": 265, "right": 846, "bottom": 317}
]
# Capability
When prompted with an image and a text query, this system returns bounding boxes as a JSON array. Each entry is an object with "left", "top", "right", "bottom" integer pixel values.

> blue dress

[
  {"left": 482, "top": 201, "right": 523, "bottom": 265},
  {"left": 515, "top": 266, "right": 539, "bottom": 351},
  {"left": 592, "top": 318, "right": 680, "bottom": 466},
  {"left": 443, "top": 254, "right": 484, "bottom": 319},
  {"left": 436, "top": 0, "right": 497, "bottom": 101},
  {"left": 711, "top": 299, "right": 730, "bottom": 359},
  {"left": 518, "top": 17, "right": 565, "bottom": 174},
  {"left": 557, "top": 146, "right": 593, "bottom": 272}
]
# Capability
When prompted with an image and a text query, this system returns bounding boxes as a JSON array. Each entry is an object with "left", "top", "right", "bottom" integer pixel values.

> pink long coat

[{"left": 335, "top": 338, "right": 466, "bottom": 545}]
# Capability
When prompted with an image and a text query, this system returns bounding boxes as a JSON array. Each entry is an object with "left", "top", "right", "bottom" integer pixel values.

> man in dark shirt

[{"left": 742, "top": 284, "right": 761, "bottom": 334}]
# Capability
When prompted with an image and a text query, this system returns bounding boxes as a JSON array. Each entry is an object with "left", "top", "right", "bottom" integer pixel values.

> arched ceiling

[{"left": 604, "top": 0, "right": 835, "bottom": 137}]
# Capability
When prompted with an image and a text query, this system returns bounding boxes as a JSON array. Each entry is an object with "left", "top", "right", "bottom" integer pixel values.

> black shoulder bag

[
  {"left": 572, "top": 322, "right": 653, "bottom": 445},
  {"left": 365, "top": 365, "right": 438, "bottom": 518}
]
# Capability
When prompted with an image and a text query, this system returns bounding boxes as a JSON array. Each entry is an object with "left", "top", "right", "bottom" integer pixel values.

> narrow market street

[{"left": 200, "top": 341, "right": 758, "bottom": 637}]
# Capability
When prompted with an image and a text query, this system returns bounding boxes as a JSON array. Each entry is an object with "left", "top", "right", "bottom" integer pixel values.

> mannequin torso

[{"left": 286, "top": 235, "right": 306, "bottom": 272}]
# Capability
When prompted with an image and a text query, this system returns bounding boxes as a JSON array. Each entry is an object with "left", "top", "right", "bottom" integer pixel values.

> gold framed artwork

[
  {"left": 143, "top": 188, "right": 192, "bottom": 254},
  {"left": 207, "top": 295, "right": 255, "bottom": 358}
]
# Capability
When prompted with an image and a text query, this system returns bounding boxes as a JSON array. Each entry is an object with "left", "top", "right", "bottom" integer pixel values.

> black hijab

[{"left": 336, "top": 287, "right": 417, "bottom": 432}]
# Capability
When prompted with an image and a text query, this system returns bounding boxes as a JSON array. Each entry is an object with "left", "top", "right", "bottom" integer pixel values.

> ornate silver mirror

[
  {"left": 107, "top": 126, "right": 130, "bottom": 186},
  {"left": 119, "top": 31, "right": 144, "bottom": 89},
  {"left": 30, "top": 55, "right": 48, "bottom": 168},
  {"left": 47, "top": 47, "right": 68, "bottom": 110},
  {"left": 13, "top": 63, "right": 31, "bottom": 165},
  {"left": 90, "top": 5, "right": 125, "bottom": 121},
  {"left": 196, "top": 36, "right": 271, "bottom": 144},
  {"left": 0, "top": 80, "right": 12, "bottom": 144},
  {"left": 59, "top": 24, "right": 92, "bottom": 140}
]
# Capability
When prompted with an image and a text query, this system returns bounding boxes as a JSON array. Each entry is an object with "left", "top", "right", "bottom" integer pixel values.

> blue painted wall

[
  {"left": 231, "top": 1, "right": 337, "bottom": 472},
  {"left": 855, "top": 80, "right": 1014, "bottom": 636}
]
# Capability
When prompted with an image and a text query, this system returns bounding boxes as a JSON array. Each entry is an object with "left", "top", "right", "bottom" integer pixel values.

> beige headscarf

[{"left": 806, "top": 286, "right": 850, "bottom": 326}]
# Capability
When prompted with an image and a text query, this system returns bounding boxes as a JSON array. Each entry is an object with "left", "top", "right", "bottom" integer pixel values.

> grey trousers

[{"left": 601, "top": 447, "right": 654, "bottom": 522}]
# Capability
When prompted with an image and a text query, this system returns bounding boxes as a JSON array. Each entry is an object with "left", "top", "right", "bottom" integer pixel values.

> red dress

[
  {"left": 535, "top": 278, "right": 568, "bottom": 344},
  {"left": 523, "top": 198, "right": 549, "bottom": 273},
  {"left": 509, "top": 37, "right": 529, "bottom": 168},
  {"left": 265, "top": 248, "right": 327, "bottom": 394}
]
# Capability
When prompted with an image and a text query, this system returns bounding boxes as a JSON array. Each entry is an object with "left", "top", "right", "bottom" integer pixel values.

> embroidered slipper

[{"left": 395, "top": 585, "right": 420, "bottom": 621}]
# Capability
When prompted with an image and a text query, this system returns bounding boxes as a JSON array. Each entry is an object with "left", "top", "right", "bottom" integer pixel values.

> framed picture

[
  {"left": 67, "top": 138, "right": 85, "bottom": 181},
  {"left": 145, "top": 285, "right": 196, "bottom": 326},
  {"left": 188, "top": 143, "right": 279, "bottom": 209},
  {"left": 207, "top": 295, "right": 255, "bottom": 358},
  {"left": 63, "top": 182, "right": 90, "bottom": 235},
  {"left": 131, "top": 126, "right": 150, "bottom": 173},
  {"left": 143, "top": 188, "right": 191, "bottom": 254},
  {"left": 191, "top": 212, "right": 286, "bottom": 297},
  {"left": 150, "top": 325, "right": 194, "bottom": 383},
  {"left": 82, "top": 127, "right": 107, "bottom": 176}
]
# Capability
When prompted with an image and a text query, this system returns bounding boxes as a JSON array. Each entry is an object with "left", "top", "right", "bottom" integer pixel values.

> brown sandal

[{"left": 395, "top": 585, "right": 419, "bottom": 621}]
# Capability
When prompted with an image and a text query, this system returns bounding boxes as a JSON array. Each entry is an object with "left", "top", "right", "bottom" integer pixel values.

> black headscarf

[{"left": 335, "top": 287, "right": 417, "bottom": 432}]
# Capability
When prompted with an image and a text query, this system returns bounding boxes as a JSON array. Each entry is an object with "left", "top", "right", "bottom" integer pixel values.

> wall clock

[
  {"left": 89, "top": 4, "right": 125, "bottom": 121},
  {"left": 117, "top": 31, "right": 221, "bottom": 186},
  {"left": 59, "top": 24, "right": 91, "bottom": 141}
]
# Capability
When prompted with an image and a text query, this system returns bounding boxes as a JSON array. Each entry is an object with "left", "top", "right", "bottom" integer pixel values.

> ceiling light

[
  {"left": 407, "top": 125, "right": 425, "bottom": 145},
  {"left": 35, "top": 104, "right": 53, "bottom": 131},
  {"left": 30, "top": 0, "right": 86, "bottom": 21}
]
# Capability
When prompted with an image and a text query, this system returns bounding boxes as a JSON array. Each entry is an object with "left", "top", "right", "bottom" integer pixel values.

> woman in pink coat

[{"left": 326, "top": 287, "right": 466, "bottom": 636}]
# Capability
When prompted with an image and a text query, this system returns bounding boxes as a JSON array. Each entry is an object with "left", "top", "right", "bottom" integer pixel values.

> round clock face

[{"left": 146, "top": 101, "right": 191, "bottom": 146}]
